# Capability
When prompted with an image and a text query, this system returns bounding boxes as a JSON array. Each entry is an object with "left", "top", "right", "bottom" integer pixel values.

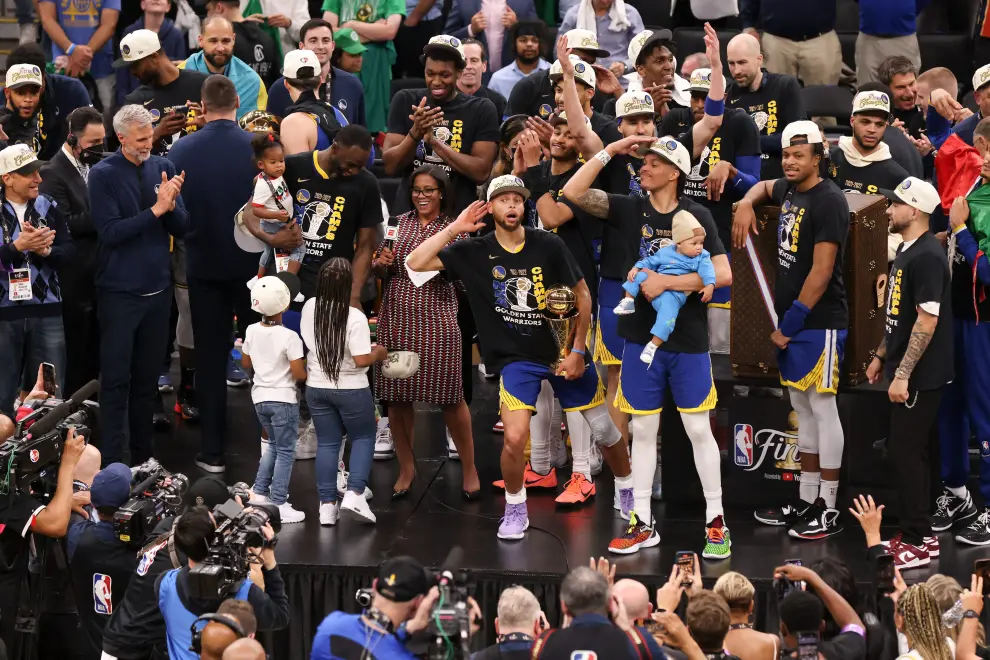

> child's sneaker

[
  {"left": 294, "top": 292, "right": 305, "bottom": 302},
  {"left": 246, "top": 276, "right": 259, "bottom": 290},
  {"left": 613, "top": 298, "right": 636, "bottom": 315},
  {"left": 640, "top": 342, "right": 659, "bottom": 365}
]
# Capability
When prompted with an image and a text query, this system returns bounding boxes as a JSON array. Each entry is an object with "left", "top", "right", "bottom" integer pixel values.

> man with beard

[
  {"left": 562, "top": 135, "right": 732, "bottom": 559},
  {"left": 457, "top": 39, "right": 508, "bottom": 120},
  {"left": 0, "top": 44, "right": 91, "bottom": 161},
  {"left": 384, "top": 35, "right": 499, "bottom": 214},
  {"left": 115, "top": 30, "right": 209, "bottom": 156},
  {"left": 725, "top": 33, "right": 805, "bottom": 180},
  {"left": 732, "top": 121, "right": 849, "bottom": 542},
  {"left": 205, "top": 0, "right": 280, "bottom": 89},
  {"left": 408, "top": 179, "right": 634, "bottom": 539},
  {"left": 178, "top": 16, "right": 267, "bottom": 120},
  {"left": 265, "top": 18, "right": 366, "bottom": 126},
  {"left": 488, "top": 21, "right": 550, "bottom": 101},
  {"left": 829, "top": 91, "right": 908, "bottom": 195},
  {"left": 89, "top": 104, "right": 189, "bottom": 465},
  {"left": 867, "top": 176, "right": 952, "bottom": 569},
  {"left": 878, "top": 56, "right": 924, "bottom": 140}
]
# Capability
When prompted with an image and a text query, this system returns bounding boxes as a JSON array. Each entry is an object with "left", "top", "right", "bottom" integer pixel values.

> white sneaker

[
  {"left": 613, "top": 298, "right": 636, "bottom": 315},
  {"left": 249, "top": 487, "right": 270, "bottom": 503},
  {"left": 341, "top": 490, "right": 377, "bottom": 523},
  {"left": 640, "top": 342, "right": 659, "bottom": 365},
  {"left": 447, "top": 428, "right": 460, "bottom": 460},
  {"left": 278, "top": 502, "right": 306, "bottom": 523},
  {"left": 336, "top": 460, "right": 373, "bottom": 499},
  {"left": 295, "top": 420, "right": 316, "bottom": 459},
  {"left": 294, "top": 292, "right": 305, "bottom": 302},
  {"left": 478, "top": 363, "right": 497, "bottom": 379},
  {"left": 590, "top": 443, "right": 603, "bottom": 477},
  {"left": 320, "top": 501, "right": 340, "bottom": 526},
  {"left": 18, "top": 23, "right": 37, "bottom": 45},
  {"left": 374, "top": 419, "right": 394, "bottom": 459},
  {"left": 246, "top": 276, "right": 259, "bottom": 290}
]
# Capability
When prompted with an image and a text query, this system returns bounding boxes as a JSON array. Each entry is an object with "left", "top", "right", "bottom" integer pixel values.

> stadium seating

[
  {"left": 627, "top": 0, "right": 673, "bottom": 29},
  {"left": 802, "top": 85, "right": 855, "bottom": 134},
  {"left": 673, "top": 27, "right": 737, "bottom": 63},
  {"left": 917, "top": 33, "right": 973, "bottom": 93},
  {"left": 391, "top": 77, "right": 426, "bottom": 99}
]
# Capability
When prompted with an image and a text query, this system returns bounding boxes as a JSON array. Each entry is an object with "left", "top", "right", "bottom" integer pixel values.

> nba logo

[
  {"left": 734, "top": 424, "right": 754, "bottom": 467},
  {"left": 93, "top": 573, "right": 113, "bottom": 615},
  {"left": 571, "top": 653, "right": 598, "bottom": 660},
  {"left": 982, "top": 440, "right": 990, "bottom": 458}
]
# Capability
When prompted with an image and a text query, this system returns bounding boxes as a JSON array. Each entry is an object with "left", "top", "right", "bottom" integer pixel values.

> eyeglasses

[{"left": 411, "top": 187, "right": 440, "bottom": 196}]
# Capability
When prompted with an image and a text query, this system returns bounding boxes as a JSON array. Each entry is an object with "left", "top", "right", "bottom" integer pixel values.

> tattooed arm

[{"left": 893, "top": 309, "right": 938, "bottom": 382}]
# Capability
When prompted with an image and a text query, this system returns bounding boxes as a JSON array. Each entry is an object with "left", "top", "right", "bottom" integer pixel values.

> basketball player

[
  {"left": 732, "top": 120, "right": 850, "bottom": 540},
  {"left": 407, "top": 175, "right": 633, "bottom": 540}
]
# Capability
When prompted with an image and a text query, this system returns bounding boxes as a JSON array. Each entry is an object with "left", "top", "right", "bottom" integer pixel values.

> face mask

[{"left": 79, "top": 146, "right": 104, "bottom": 166}]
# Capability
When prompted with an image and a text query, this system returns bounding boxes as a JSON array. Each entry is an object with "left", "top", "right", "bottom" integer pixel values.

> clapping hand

[
  {"left": 12, "top": 223, "right": 54, "bottom": 254},
  {"left": 409, "top": 97, "right": 444, "bottom": 142}
]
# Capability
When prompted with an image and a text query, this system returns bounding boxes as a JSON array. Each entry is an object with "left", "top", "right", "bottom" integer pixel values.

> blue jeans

[
  {"left": 0, "top": 315, "right": 65, "bottom": 416},
  {"left": 259, "top": 220, "right": 307, "bottom": 267},
  {"left": 306, "top": 386, "right": 376, "bottom": 502},
  {"left": 253, "top": 401, "right": 300, "bottom": 505}
]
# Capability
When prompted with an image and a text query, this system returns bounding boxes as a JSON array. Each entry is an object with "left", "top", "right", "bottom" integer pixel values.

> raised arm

[
  {"left": 555, "top": 36, "right": 603, "bottom": 159},
  {"left": 688, "top": 23, "right": 726, "bottom": 160},
  {"left": 407, "top": 201, "right": 488, "bottom": 272}
]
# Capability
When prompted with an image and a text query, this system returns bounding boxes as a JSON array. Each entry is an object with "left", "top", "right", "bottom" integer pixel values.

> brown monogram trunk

[{"left": 730, "top": 193, "right": 888, "bottom": 386}]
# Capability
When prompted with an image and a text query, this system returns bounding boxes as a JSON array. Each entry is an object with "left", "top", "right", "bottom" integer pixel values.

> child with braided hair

[{"left": 895, "top": 584, "right": 954, "bottom": 660}]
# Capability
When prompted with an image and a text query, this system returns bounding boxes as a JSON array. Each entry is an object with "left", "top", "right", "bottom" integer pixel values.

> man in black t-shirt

[
  {"left": 563, "top": 135, "right": 731, "bottom": 560},
  {"left": 383, "top": 35, "right": 500, "bottom": 215},
  {"left": 733, "top": 120, "right": 849, "bottom": 542},
  {"left": 867, "top": 177, "right": 952, "bottom": 569},
  {"left": 725, "top": 33, "right": 805, "bottom": 180},
  {"left": 407, "top": 175, "right": 632, "bottom": 541},
  {"left": 829, "top": 91, "right": 908, "bottom": 196}
]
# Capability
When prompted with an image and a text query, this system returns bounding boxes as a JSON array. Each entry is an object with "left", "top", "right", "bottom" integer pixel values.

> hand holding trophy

[{"left": 544, "top": 285, "right": 578, "bottom": 373}]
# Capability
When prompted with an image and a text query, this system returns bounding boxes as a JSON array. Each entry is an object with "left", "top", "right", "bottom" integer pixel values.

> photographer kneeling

[
  {"left": 775, "top": 563, "right": 867, "bottom": 660},
  {"left": 67, "top": 463, "right": 138, "bottom": 660},
  {"left": 155, "top": 505, "right": 289, "bottom": 660}
]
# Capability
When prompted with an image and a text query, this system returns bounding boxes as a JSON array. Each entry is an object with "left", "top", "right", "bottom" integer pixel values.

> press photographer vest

[
  {"left": 286, "top": 93, "right": 343, "bottom": 150},
  {"left": 157, "top": 568, "right": 251, "bottom": 660}
]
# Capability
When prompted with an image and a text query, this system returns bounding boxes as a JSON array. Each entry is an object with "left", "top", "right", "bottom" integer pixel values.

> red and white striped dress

[{"left": 374, "top": 211, "right": 466, "bottom": 405}]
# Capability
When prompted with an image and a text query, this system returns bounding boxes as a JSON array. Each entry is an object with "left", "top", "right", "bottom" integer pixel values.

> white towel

[
  {"left": 576, "top": 0, "right": 631, "bottom": 34},
  {"left": 175, "top": 0, "right": 200, "bottom": 51}
]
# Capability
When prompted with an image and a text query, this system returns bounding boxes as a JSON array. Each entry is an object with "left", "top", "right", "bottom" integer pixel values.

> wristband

[
  {"left": 67, "top": 43, "right": 76, "bottom": 55},
  {"left": 704, "top": 97, "right": 725, "bottom": 116},
  {"left": 778, "top": 300, "right": 811, "bottom": 338},
  {"left": 964, "top": 610, "right": 980, "bottom": 620},
  {"left": 571, "top": 348, "right": 586, "bottom": 356},
  {"left": 594, "top": 149, "right": 612, "bottom": 167},
  {"left": 840, "top": 624, "right": 866, "bottom": 638}
]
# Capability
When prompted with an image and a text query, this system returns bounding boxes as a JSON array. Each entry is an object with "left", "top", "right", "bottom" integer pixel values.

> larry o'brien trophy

[{"left": 543, "top": 285, "right": 578, "bottom": 370}]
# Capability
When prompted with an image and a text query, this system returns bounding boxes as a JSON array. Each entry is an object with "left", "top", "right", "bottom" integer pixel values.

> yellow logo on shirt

[
  {"left": 325, "top": 196, "right": 345, "bottom": 241},
  {"left": 450, "top": 120, "right": 463, "bottom": 152},
  {"left": 888, "top": 268, "right": 902, "bottom": 317},
  {"left": 766, "top": 100, "right": 778, "bottom": 135}
]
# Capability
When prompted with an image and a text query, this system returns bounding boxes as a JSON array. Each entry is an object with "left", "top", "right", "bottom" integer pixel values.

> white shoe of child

[
  {"left": 294, "top": 292, "right": 305, "bottom": 302},
  {"left": 640, "top": 342, "right": 659, "bottom": 365},
  {"left": 613, "top": 298, "right": 636, "bottom": 315}
]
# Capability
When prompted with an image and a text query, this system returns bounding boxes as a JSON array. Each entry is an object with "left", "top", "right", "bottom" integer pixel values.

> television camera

[{"left": 113, "top": 458, "right": 190, "bottom": 547}]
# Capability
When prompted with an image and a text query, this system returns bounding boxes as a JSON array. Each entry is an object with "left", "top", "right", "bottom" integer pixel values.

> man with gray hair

[
  {"left": 471, "top": 586, "right": 544, "bottom": 659},
  {"left": 89, "top": 103, "right": 189, "bottom": 465}
]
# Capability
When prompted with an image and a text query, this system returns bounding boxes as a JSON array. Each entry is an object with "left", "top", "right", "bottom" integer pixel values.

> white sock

[
  {"left": 680, "top": 411, "right": 724, "bottom": 519},
  {"left": 566, "top": 410, "right": 592, "bottom": 480},
  {"left": 631, "top": 414, "right": 661, "bottom": 523},
  {"left": 615, "top": 474, "right": 633, "bottom": 490},
  {"left": 529, "top": 381, "right": 554, "bottom": 475},
  {"left": 820, "top": 480, "right": 839, "bottom": 509},
  {"left": 704, "top": 489, "right": 724, "bottom": 523},
  {"left": 799, "top": 471, "right": 821, "bottom": 504},
  {"left": 949, "top": 485, "right": 969, "bottom": 499},
  {"left": 505, "top": 488, "right": 527, "bottom": 505}
]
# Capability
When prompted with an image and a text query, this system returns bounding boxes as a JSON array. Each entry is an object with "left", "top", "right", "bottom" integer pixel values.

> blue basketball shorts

[
  {"left": 499, "top": 360, "right": 605, "bottom": 413},
  {"left": 777, "top": 328, "right": 846, "bottom": 394},
  {"left": 615, "top": 343, "right": 717, "bottom": 415},
  {"left": 595, "top": 277, "right": 625, "bottom": 365}
]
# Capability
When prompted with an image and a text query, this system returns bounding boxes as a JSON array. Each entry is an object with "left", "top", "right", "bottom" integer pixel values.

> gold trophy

[{"left": 543, "top": 286, "right": 578, "bottom": 370}]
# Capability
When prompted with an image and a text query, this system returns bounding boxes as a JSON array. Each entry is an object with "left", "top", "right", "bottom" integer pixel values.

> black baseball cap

[
  {"left": 377, "top": 556, "right": 431, "bottom": 602},
  {"left": 183, "top": 476, "right": 230, "bottom": 510}
]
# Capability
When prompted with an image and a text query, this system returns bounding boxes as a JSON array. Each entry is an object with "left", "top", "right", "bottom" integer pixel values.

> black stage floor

[{"left": 152, "top": 367, "right": 990, "bottom": 658}]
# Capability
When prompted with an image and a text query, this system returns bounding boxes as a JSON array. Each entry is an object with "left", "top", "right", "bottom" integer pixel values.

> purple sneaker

[
  {"left": 497, "top": 502, "right": 530, "bottom": 540},
  {"left": 618, "top": 488, "right": 634, "bottom": 520}
]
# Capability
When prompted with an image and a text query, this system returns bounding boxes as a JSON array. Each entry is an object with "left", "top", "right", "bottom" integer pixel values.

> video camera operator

[
  {"left": 102, "top": 476, "right": 239, "bottom": 660},
  {"left": 0, "top": 427, "right": 85, "bottom": 655},
  {"left": 775, "top": 563, "right": 866, "bottom": 660},
  {"left": 155, "top": 504, "right": 289, "bottom": 660},
  {"left": 66, "top": 463, "right": 138, "bottom": 659},
  {"left": 311, "top": 555, "right": 483, "bottom": 660}
]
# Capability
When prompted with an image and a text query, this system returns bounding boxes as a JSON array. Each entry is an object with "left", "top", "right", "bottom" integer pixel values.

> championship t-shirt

[
  {"left": 829, "top": 151, "right": 909, "bottom": 196},
  {"left": 682, "top": 108, "right": 761, "bottom": 247},
  {"left": 883, "top": 232, "right": 953, "bottom": 390},
  {"left": 124, "top": 70, "right": 210, "bottom": 156},
  {"left": 726, "top": 70, "right": 805, "bottom": 180},
  {"left": 282, "top": 151, "right": 383, "bottom": 297},
  {"left": 604, "top": 195, "right": 724, "bottom": 352},
  {"left": 599, "top": 153, "right": 646, "bottom": 279},
  {"left": 543, "top": 161, "right": 602, "bottom": 305},
  {"left": 770, "top": 177, "right": 849, "bottom": 329},
  {"left": 387, "top": 89, "right": 500, "bottom": 214},
  {"left": 232, "top": 21, "right": 280, "bottom": 89},
  {"left": 438, "top": 228, "right": 583, "bottom": 372}
]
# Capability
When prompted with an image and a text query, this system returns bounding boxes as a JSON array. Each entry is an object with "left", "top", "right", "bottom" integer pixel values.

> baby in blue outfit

[{"left": 614, "top": 210, "right": 716, "bottom": 365}]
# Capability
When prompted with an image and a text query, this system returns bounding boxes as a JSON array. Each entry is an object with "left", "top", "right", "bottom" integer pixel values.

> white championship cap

[
  {"left": 114, "top": 29, "right": 161, "bottom": 68},
  {"left": 5, "top": 64, "right": 42, "bottom": 90},
  {"left": 250, "top": 272, "right": 301, "bottom": 316},
  {"left": 0, "top": 144, "right": 41, "bottom": 176},
  {"left": 881, "top": 177, "right": 941, "bottom": 215},
  {"left": 487, "top": 174, "right": 530, "bottom": 201},
  {"left": 686, "top": 67, "right": 725, "bottom": 94},
  {"left": 562, "top": 28, "right": 610, "bottom": 58},
  {"left": 423, "top": 35, "right": 466, "bottom": 67},
  {"left": 781, "top": 120, "right": 825, "bottom": 148},
  {"left": 381, "top": 351, "right": 421, "bottom": 379},
  {"left": 974, "top": 63, "right": 990, "bottom": 93},
  {"left": 851, "top": 90, "right": 891, "bottom": 116},
  {"left": 549, "top": 55, "right": 597, "bottom": 89},
  {"left": 646, "top": 137, "right": 691, "bottom": 175},
  {"left": 284, "top": 49, "right": 320, "bottom": 79},
  {"left": 615, "top": 90, "right": 655, "bottom": 118}
]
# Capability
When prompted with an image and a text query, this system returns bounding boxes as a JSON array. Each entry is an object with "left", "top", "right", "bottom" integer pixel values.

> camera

[
  {"left": 113, "top": 459, "right": 190, "bottom": 547},
  {"left": 187, "top": 499, "right": 281, "bottom": 600},
  {"left": 427, "top": 548, "right": 472, "bottom": 660}
]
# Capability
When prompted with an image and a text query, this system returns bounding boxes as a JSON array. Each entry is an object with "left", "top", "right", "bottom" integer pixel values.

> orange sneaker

[
  {"left": 608, "top": 513, "right": 661, "bottom": 555},
  {"left": 555, "top": 473, "right": 596, "bottom": 505},
  {"left": 492, "top": 463, "right": 558, "bottom": 489}
]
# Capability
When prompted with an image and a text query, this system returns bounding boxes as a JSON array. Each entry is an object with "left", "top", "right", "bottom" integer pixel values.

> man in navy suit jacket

[{"left": 444, "top": 0, "right": 538, "bottom": 71}]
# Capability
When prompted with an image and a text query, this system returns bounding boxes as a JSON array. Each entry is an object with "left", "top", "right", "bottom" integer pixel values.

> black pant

[
  {"left": 97, "top": 289, "right": 171, "bottom": 465},
  {"left": 891, "top": 386, "right": 943, "bottom": 546},
  {"left": 61, "top": 283, "right": 100, "bottom": 397},
  {"left": 187, "top": 277, "right": 259, "bottom": 460},
  {"left": 392, "top": 17, "right": 443, "bottom": 79}
]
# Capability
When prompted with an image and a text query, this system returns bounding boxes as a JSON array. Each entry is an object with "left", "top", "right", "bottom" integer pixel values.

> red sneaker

[
  {"left": 555, "top": 473, "right": 595, "bottom": 505},
  {"left": 923, "top": 536, "right": 940, "bottom": 558},
  {"left": 492, "top": 463, "right": 558, "bottom": 489},
  {"left": 890, "top": 538, "right": 931, "bottom": 570},
  {"left": 608, "top": 513, "right": 660, "bottom": 555}
]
